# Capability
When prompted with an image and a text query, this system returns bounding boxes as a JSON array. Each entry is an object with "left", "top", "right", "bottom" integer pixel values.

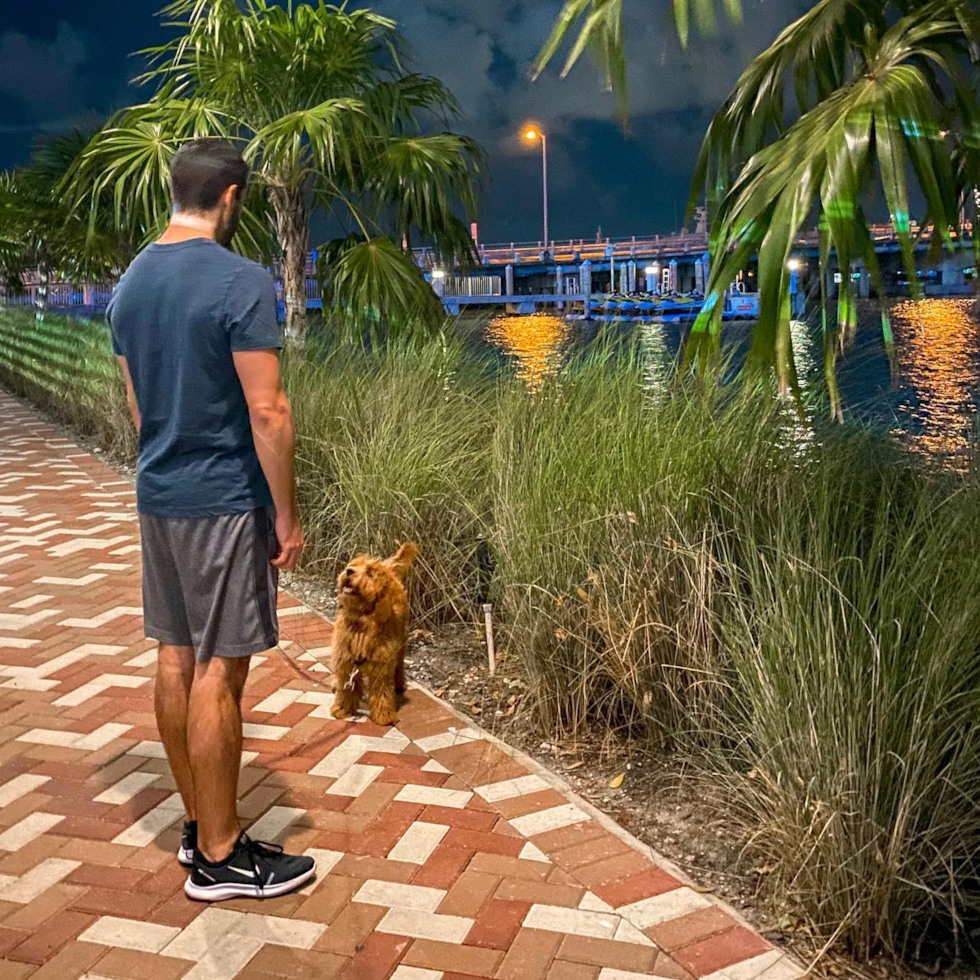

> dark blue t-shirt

[{"left": 107, "top": 238, "right": 283, "bottom": 518}]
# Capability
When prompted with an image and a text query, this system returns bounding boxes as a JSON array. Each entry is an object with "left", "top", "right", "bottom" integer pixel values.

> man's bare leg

[
  {"left": 187, "top": 655, "right": 251, "bottom": 862},
  {"left": 155, "top": 644, "right": 197, "bottom": 820}
]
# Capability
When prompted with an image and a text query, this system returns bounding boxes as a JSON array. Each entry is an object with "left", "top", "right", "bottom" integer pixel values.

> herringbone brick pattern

[{"left": 0, "top": 390, "right": 805, "bottom": 980}]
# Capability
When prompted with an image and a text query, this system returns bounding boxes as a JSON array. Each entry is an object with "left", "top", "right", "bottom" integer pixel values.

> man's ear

[
  {"left": 222, "top": 184, "right": 241, "bottom": 207},
  {"left": 385, "top": 542, "right": 419, "bottom": 578}
]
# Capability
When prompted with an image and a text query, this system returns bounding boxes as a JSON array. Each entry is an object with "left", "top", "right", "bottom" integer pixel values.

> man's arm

[
  {"left": 232, "top": 349, "right": 304, "bottom": 571},
  {"left": 117, "top": 356, "right": 140, "bottom": 433}
]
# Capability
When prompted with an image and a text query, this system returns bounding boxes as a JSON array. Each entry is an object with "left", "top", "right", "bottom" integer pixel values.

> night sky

[{"left": 0, "top": 1, "right": 810, "bottom": 243}]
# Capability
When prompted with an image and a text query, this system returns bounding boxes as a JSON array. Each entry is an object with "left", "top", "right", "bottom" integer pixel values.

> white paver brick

[
  {"left": 474, "top": 774, "right": 549, "bottom": 803},
  {"left": 393, "top": 785, "right": 473, "bottom": 809},
  {"left": 354, "top": 879, "right": 447, "bottom": 912},
  {"left": 325, "top": 764, "right": 384, "bottom": 798},
  {"left": 618, "top": 887, "right": 712, "bottom": 927},
  {"left": 80, "top": 916, "right": 181, "bottom": 953},
  {"left": 523, "top": 904, "right": 620, "bottom": 940},
  {"left": 510, "top": 803, "right": 590, "bottom": 838},
  {"left": 386, "top": 822, "right": 449, "bottom": 865},
  {"left": 376, "top": 908, "right": 474, "bottom": 944},
  {"left": 0, "top": 812, "right": 64, "bottom": 851}
]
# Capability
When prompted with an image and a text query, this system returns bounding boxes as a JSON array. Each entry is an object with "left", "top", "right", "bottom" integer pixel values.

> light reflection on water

[
  {"left": 889, "top": 300, "right": 980, "bottom": 460},
  {"left": 486, "top": 314, "right": 571, "bottom": 393},
  {"left": 486, "top": 300, "right": 980, "bottom": 466}
]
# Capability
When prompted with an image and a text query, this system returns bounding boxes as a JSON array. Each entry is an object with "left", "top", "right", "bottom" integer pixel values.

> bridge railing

[
  {"left": 413, "top": 222, "right": 974, "bottom": 269},
  {"left": 443, "top": 276, "right": 502, "bottom": 297}
]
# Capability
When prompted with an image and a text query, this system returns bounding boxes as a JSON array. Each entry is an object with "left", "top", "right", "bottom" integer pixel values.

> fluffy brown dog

[{"left": 330, "top": 542, "right": 419, "bottom": 726}]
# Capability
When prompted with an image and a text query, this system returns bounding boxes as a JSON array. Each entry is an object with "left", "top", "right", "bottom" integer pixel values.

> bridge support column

[
  {"left": 505, "top": 263, "right": 514, "bottom": 296},
  {"left": 789, "top": 267, "right": 806, "bottom": 317},
  {"left": 942, "top": 257, "right": 966, "bottom": 289},
  {"left": 668, "top": 259, "right": 678, "bottom": 294},
  {"left": 857, "top": 264, "right": 871, "bottom": 299},
  {"left": 581, "top": 260, "right": 593, "bottom": 320},
  {"left": 555, "top": 265, "right": 564, "bottom": 311},
  {"left": 627, "top": 261, "right": 636, "bottom": 293}
]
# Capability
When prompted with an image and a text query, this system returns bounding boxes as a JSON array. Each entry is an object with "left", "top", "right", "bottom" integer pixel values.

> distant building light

[
  {"left": 431, "top": 269, "right": 447, "bottom": 280},
  {"left": 787, "top": 258, "right": 801, "bottom": 271},
  {"left": 644, "top": 266, "right": 659, "bottom": 275}
]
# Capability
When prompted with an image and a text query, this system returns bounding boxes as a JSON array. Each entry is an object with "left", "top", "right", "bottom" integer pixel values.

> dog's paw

[
  {"left": 331, "top": 703, "right": 353, "bottom": 720},
  {"left": 369, "top": 708, "right": 399, "bottom": 727}
]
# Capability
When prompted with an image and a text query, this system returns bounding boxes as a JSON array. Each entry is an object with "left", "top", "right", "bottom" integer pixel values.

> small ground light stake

[{"left": 483, "top": 603, "right": 496, "bottom": 676}]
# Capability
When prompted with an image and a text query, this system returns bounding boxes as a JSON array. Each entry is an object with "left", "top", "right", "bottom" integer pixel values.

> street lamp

[{"left": 523, "top": 126, "right": 549, "bottom": 249}]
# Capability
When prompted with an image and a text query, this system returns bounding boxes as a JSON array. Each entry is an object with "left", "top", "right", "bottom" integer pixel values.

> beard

[{"left": 215, "top": 199, "right": 243, "bottom": 248}]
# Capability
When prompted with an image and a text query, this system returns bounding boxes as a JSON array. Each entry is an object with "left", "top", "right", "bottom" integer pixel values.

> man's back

[{"left": 107, "top": 238, "right": 282, "bottom": 518}]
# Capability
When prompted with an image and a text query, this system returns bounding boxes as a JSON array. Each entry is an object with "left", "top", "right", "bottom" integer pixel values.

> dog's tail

[{"left": 387, "top": 541, "right": 420, "bottom": 576}]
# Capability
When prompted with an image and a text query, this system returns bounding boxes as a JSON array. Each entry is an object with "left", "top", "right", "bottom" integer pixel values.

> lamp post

[{"left": 523, "top": 126, "right": 549, "bottom": 249}]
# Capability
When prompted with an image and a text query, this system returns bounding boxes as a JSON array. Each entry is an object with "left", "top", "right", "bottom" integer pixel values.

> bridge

[{"left": 1, "top": 223, "right": 975, "bottom": 318}]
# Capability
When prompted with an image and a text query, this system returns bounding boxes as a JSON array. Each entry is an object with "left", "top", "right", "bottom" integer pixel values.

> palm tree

[
  {"left": 0, "top": 134, "right": 128, "bottom": 320},
  {"left": 536, "top": 0, "right": 980, "bottom": 416},
  {"left": 67, "top": 0, "right": 482, "bottom": 346}
]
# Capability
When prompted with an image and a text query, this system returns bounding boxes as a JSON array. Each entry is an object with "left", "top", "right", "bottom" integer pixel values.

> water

[{"left": 477, "top": 298, "right": 980, "bottom": 465}]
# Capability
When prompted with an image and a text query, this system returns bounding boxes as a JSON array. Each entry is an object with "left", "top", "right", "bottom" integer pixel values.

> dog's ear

[{"left": 385, "top": 542, "right": 419, "bottom": 577}]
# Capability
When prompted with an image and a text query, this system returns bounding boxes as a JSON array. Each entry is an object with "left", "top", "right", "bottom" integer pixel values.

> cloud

[
  {"left": 377, "top": 0, "right": 806, "bottom": 139},
  {"left": 369, "top": 0, "right": 811, "bottom": 237},
  {"left": 0, "top": 22, "right": 90, "bottom": 117}
]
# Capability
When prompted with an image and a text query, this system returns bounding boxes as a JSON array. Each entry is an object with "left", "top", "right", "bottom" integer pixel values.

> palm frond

[
  {"left": 690, "top": 5, "right": 974, "bottom": 391},
  {"left": 316, "top": 235, "right": 445, "bottom": 342},
  {"left": 533, "top": 0, "right": 743, "bottom": 121}
]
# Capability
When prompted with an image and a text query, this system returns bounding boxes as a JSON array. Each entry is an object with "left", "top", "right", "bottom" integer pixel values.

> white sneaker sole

[
  {"left": 178, "top": 846, "right": 194, "bottom": 867},
  {"left": 183, "top": 866, "right": 316, "bottom": 902}
]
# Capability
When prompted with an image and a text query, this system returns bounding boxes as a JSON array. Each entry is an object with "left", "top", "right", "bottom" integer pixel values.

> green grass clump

[
  {"left": 0, "top": 307, "right": 977, "bottom": 965},
  {"left": 0, "top": 309, "right": 136, "bottom": 460}
]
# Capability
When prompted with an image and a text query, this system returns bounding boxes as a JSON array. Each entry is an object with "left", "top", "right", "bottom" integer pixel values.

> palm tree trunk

[{"left": 269, "top": 186, "right": 309, "bottom": 347}]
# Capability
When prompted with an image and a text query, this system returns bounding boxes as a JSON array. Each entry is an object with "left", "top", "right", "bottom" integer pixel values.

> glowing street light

[
  {"left": 787, "top": 258, "right": 801, "bottom": 271},
  {"left": 522, "top": 125, "right": 549, "bottom": 248},
  {"left": 431, "top": 269, "right": 447, "bottom": 279}
]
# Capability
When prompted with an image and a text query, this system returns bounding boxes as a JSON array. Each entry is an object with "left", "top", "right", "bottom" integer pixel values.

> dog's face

[
  {"left": 336, "top": 542, "right": 419, "bottom": 615},
  {"left": 337, "top": 554, "right": 387, "bottom": 609}
]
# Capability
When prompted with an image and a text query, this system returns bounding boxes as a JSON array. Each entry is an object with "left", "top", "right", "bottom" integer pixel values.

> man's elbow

[{"left": 248, "top": 393, "right": 293, "bottom": 432}]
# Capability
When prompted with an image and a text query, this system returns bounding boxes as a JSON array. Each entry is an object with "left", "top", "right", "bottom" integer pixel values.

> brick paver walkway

[{"left": 0, "top": 391, "right": 805, "bottom": 980}]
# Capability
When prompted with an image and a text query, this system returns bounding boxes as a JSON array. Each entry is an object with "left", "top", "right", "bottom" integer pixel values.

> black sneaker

[
  {"left": 184, "top": 833, "right": 316, "bottom": 902},
  {"left": 178, "top": 821, "right": 197, "bottom": 867}
]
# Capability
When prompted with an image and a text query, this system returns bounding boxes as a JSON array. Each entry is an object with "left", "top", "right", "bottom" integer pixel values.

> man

[{"left": 108, "top": 139, "right": 315, "bottom": 901}]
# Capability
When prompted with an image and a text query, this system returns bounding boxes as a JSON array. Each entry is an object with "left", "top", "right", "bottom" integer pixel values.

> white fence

[
  {"left": 0, "top": 283, "right": 115, "bottom": 309},
  {"left": 273, "top": 279, "right": 321, "bottom": 302},
  {"left": 443, "top": 276, "right": 502, "bottom": 297}
]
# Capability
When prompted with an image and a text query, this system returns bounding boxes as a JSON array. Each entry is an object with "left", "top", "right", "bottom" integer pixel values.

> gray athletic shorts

[{"left": 139, "top": 506, "right": 279, "bottom": 661}]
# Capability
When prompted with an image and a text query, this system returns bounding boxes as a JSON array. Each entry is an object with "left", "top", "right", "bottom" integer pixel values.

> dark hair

[{"left": 170, "top": 139, "right": 249, "bottom": 213}]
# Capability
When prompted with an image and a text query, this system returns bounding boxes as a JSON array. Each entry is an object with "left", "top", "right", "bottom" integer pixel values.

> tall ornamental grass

[
  {"left": 284, "top": 334, "right": 495, "bottom": 621},
  {"left": 0, "top": 308, "right": 976, "bottom": 964},
  {"left": 0, "top": 309, "right": 136, "bottom": 459}
]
